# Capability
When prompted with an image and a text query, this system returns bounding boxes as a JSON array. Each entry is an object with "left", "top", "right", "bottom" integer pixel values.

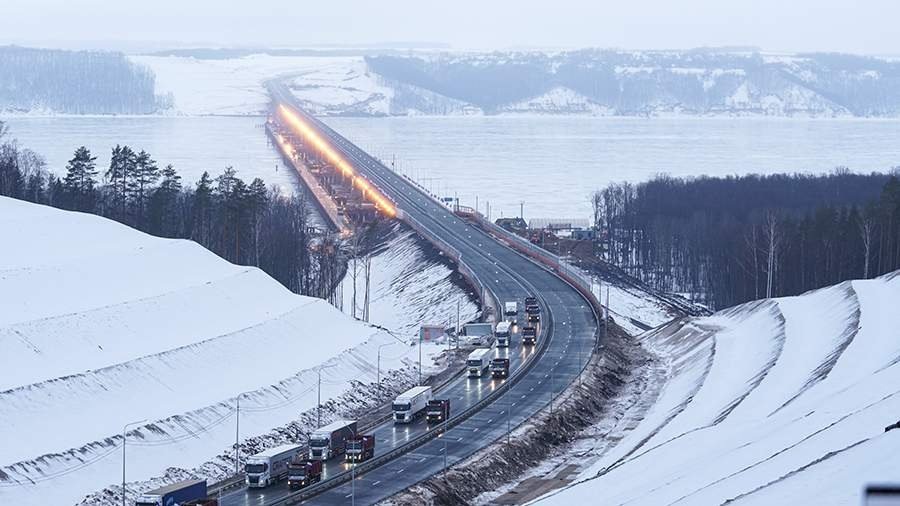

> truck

[
  {"left": 135, "top": 479, "right": 207, "bottom": 506},
  {"left": 287, "top": 458, "right": 322, "bottom": 490},
  {"left": 522, "top": 326, "right": 537, "bottom": 345},
  {"left": 495, "top": 321, "right": 512, "bottom": 347},
  {"left": 464, "top": 322, "right": 494, "bottom": 346},
  {"left": 393, "top": 385, "right": 433, "bottom": 423},
  {"left": 309, "top": 420, "right": 357, "bottom": 460},
  {"left": 345, "top": 434, "right": 376, "bottom": 462},
  {"left": 426, "top": 399, "right": 451, "bottom": 424},
  {"left": 524, "top": 296, "right": 538, "bottom": 311},
  {"left": 491, "top": 357, "right": 510, "bottom": 378},
  {"left": 504, "top": 301, "right": 518, "bottom": 317},
  {"left": 467, "top": 347, "right": 493, "bottom": 377},
  {"left": 245, "top": 444, "right": 304, "bottom": 488},
  {"left": 527, "top": 308, "right": 541, "bottom": 324}
]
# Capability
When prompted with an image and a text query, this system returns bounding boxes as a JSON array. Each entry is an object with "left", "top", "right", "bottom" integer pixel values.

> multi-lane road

[{"left": 219, "top": 84, "right": 599, "bottom": 506}]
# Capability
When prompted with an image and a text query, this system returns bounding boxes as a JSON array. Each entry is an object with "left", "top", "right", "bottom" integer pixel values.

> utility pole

[
  {"left": 122, "top": 419, "right": 146, "bottom": 506},
  {"left": 456, "top": 297, "right": 461, "bottom": 350},
  {"left": 317, "top": 364, "right": 337, "bottom": 427},
  {"left": 520, "top": 201, "right": 524, "bottom": 220},
  {"left": 418, "top": 329, "right": 423, "bottom": 386}
]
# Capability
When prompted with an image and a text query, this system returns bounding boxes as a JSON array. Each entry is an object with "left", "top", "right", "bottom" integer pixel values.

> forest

[
  {"left": 592, "top": 171, "right": 900, "bottom": 309},
  {"left": 0, "top": 46, "right": 171, "bottom": 114},
  {"left": 0, "top": 121, "right": 342, "bottom": 300}
]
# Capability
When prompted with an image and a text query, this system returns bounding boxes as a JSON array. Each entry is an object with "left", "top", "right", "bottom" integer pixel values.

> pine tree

[
  {"left": 130, "top": 149, "right": 159, "bottom": 228},
  {"left": 192, "top": 171, "right": 214, "bottom": 246},
  {"left": 62, "top": 146, "right": 98, "bottom": 211},
  {"left": 106, "top": 145, "right": 136, "bottom": 221}
]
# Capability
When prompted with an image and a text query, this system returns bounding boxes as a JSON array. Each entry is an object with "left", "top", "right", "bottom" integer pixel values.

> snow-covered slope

[
  {"left": 0, "top": 197, "right": 433, "bottom": 505},
  {"left": 536, "top": 271, "right": 900, "bottom": 505},
  {"left": 340, "top": 225, "right": 480, "bottom": 337}
]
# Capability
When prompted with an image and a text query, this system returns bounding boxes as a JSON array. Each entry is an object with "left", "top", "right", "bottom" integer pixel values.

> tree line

[
  {"left": 592, "top": 170, "right": 900, "bottom": 309},
  {"left": 0, "top": 45, "right": 171, "bottom": 114},
  {"left": 0, "top": 122, "right": 342, "bottom": 299}
]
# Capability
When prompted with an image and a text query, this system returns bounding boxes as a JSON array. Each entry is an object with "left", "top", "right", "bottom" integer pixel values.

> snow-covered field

[
  {"left": 0, "top": 197, "right": 463, "bottom": 505},
  {"left": 133, "top": 55, "right": 373, "bottom": 116},
  {"left": 535, "top": 271, "right": 900, "bottom": 506}
]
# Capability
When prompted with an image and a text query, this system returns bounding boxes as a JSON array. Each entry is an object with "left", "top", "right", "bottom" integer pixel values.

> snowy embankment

[
  {"left": 340, "top": 224, "right": 480, "bottom": 338},
  {"left": 535, "top": 271, "right": 900, "bottom": 505},
  {"left": 0, "top": 197, "right": 465, "bottom": 505}
]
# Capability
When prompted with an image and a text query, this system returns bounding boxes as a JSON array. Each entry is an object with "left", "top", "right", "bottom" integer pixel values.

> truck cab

[
  {"left": 393, "top": 386, "right": 433, "bottom": 423},
  {"left": 308, "top": 420, "right": 357, "bottom": 460},
  {"left": 491, "top": 357, "right": 510, "bottom": 378},
  {"left": 345, "top": 434, "right": 375, "bottom": 462},
  {"left": 287, "top": 458, "right": 322, "bottom": 490},
  {"left": 522, "top": 326, "right": 537, "bottom": 345},
  {"left": 426, "top": 399, "right": 451, "bottom": 424},
  {"left": 504, "top": 301, "right": 518, "bottom": 317}
]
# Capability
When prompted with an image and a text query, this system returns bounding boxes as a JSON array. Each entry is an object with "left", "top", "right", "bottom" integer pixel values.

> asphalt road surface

[{"left": 218, "top": 86, "right": 599, "bottom": 506}]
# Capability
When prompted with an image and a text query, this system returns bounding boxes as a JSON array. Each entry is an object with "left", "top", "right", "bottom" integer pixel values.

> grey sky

[{"left": 3, "top": 0, "right": 899, "bottom": 54}]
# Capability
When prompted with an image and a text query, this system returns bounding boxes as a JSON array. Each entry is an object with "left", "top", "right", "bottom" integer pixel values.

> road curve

[{"left": 219, "top": 83, "right": 599, "bottom": 506}]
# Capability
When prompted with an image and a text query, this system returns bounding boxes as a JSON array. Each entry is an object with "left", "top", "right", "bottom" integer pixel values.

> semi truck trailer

[
  {"left": 495, "top": 321, "right": 512, "bottom": 347},
  {"left": 135, "top": 479, "right": 207, "bottom": 506},
  {"left": 393, "top": 385, "right": 433, "bottom": 423},
  {"left": 345, "top": 434, "right": 375, "bottom": 462},
  {"left": 426, "top": 399, "right": 451, "bottom": 424},
  {"left": 245, "top": 444, "right": 304, "bottom": 488},
  {"left": 287, "top": 458, "right": 322, "bottom": 490},
  {"left": 504, "top": 301, "right": 518, "bottom": 316},
  {"left": 309, "top": 420, "right": 357, "bottom": 460},
  {"left": 467, "top": 347, "right": 493, "bottom": 377}
]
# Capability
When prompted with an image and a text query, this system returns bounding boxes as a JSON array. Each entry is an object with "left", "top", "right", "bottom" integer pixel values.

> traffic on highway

[{"left": 214, "top": 84, "right": 600, "bottom": 506}]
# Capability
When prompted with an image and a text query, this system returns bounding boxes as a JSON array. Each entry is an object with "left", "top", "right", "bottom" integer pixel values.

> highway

[{"left": 219, "top": 83, "right": 599, "bottom": 506}]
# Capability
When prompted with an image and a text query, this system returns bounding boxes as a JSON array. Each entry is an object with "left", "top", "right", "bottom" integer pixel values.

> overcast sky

[{"left": 3, "top": 0, "right": 899, "bottom": 55}]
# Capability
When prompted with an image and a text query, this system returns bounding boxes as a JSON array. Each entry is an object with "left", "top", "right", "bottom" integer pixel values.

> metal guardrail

[{"left": 269, "top": 299, "right": 555, "bottom": 505}]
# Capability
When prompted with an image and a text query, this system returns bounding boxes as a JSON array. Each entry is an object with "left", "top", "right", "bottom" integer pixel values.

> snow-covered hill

[
  {"left": 535, "top": 271, "right": 900, "bottom": 505},
  {"left": 0, "top": 197, "right": 454, "bottom": 505}
]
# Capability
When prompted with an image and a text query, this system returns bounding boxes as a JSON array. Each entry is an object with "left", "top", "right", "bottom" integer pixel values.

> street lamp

[
  {"left": 316, "top": 363, "right": 338, "bottom": 428},
  {"left": 122, "top": 419, "right": 147, "bottom": 506},
  {"left": 234, "top": 390, "right": 254, "bottom": 475}
]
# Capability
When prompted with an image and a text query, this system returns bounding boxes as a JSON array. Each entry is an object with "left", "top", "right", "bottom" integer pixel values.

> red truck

[
  {"left": 286, "top": 458, "right": 322, "bottom": 490},
  {"left": 426, "top": 399, "right": 451, "bottom": 424},
  {"left": 345, "top": 434, "right": 375, "bottom": 463},
  {"left": 522, "top": 326, "right": 537, "bottom": 345},
  {"left": 491, "top": 357, "right": 510, "bottom": 378}
]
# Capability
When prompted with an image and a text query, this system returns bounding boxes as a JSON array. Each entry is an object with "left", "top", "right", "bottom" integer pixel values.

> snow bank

[
  {"left": 535, "top": 271, "right": 900, "bottom": 505},
  {"left": 339, "top": 225, "right": 480, "bottom": 339},
  {"left": 0, "top": 197, "right": 427, "bottom": 505}
]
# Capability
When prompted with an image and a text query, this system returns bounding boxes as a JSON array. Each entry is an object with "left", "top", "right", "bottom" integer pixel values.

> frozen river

[{"left": 6, "top": 115, "right": 900, "bottom": 220}]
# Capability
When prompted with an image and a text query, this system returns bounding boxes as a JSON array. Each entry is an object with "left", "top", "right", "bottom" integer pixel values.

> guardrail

[{"left": 269, "top": 301, "right": 555, "bottom": 505}]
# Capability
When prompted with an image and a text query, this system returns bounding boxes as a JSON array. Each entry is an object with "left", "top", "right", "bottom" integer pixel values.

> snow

[
  {"left": 0, "top": 197, "right": 439, "bottom": 505},
  {"left": 533, "top": 271, "right": 900, "bottom": 506},
  {"left": 133, "top": 54, "right": 380, "bottom": 116},
  {"left": 500, "top": 87, "right": 613, "bottom": 116},
  {"left": 339, "top": 226, "right": 480, "bottom": 338}
]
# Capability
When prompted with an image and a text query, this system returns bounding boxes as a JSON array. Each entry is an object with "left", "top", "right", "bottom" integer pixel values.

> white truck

[
  {"left": 464, "top": 322, "right": 494, "bottom": 346},
  {"left": 467, "top": 347, "right": 493, "bottom": 377},
  {"left": 245, "top": 444, "right": 305, "bottom": 488},
  {"left": 308, "top": 419, "right": 357, "bottom": 460},
  {"left": 495, "top": 321, "right": 512, "bottom": 347},
  {"left": 504, "top": 301, "right": 518, "bottom": 317},
  {"left": 393, "top": 385, "right": 433, "bottom": 423}
]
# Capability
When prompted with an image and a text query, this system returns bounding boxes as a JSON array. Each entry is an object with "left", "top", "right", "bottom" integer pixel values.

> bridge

[{"left": 218, "top": 82, "right": 601, "bottom": 506}]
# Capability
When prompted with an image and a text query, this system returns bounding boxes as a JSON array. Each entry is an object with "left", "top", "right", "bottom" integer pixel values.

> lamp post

[
  {"left": 317, "top": 363, "right": 338, "bottom": 428},
  {"left": 234, "top": 390, "right": 254, "bottom": 475},
  {"left": 122, "top": 419, "right": 147, "bottom": 506}
]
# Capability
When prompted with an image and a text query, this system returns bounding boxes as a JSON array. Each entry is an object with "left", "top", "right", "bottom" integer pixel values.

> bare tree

[{"left": 765, "top": 211, "right": 781, "bottom": 299}]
